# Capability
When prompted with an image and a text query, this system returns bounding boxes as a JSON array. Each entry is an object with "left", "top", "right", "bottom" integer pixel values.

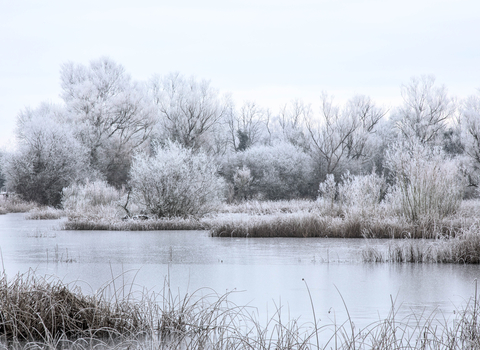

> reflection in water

[{"left": 1, "top": 213, "right": 479, "bottom": 329}]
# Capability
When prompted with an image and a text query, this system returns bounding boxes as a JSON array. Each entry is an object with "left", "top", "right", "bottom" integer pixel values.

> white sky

[{"left": 1, "top": 0, "right": 480, "bottom": 148}]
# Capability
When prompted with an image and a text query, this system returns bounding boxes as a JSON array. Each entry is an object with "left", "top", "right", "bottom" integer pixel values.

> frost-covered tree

[
  {"left": 0, "top": 151, "right": 6, "bottom": 190},
  {"left": 275, "top": 99, "right": 310, "bottom": 149},
  {"left": 233, "top": 166, "right": 253, "bottom": 201},
  {"left": 343, "top": 95, "right": 386, "bottom": 161},
  {"left": 456, "top": 93, "right": 480, "bottom": 191},
  {"left": 226, "top": 101, "right": 269, "bottom": 151},
  {"left": 129, "top": 141, "right": 225, "bottom": 218},
  {"left": 305, "top": 93, "right": 385, "bottom": 177},
  {"left": 317, "top": 173, "right": 337, "bottom": 209},
  {"left": 60, "top": 57, "right": 155, "bottom": 187},
  {"left": 461, "top": 95, "right": 480, "bottom": 167},
  {"left": 150, "top": 73, "right": 229, "bottom": 152},
  {"left": 3, "top": 104, "right": 89, "bottom": 207},
  {"left": 222, "top": 142, "right": 315, "bottom": 200},
  {"left": 392, "top": 75, "right": 456, "bottom": 144}
]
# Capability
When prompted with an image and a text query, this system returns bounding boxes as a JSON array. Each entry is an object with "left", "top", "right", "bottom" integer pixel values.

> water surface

[{"left": 1, "top": 213, "right": 479, "bottom": 331}]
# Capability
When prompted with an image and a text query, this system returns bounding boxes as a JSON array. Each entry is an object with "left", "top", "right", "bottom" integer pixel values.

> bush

[
  {"left": 61, "top": 180, "right": 127, "bottom": 224},
  {"left": 337, "top": 170, "right": 387, "bottom": 218},
  {"left": 0, "top": 194, "right": 38, "bottom": 214},
  {"left": 233, "top": 166, "right": 253, "bottom": 201},
  {"left": 3, "top": 105, "right": 89, "bottom": 207},
  {"left": 317, "top": 173, "right": 337, "bottom": 209},
  {"left": 129, "top": 142, "right": 225, "bottom": 218},
  {"left": 385, "top": 140, "right": 464, "bottom": 222},
  {"left": 222, "top": 142, "right": 315, "bottom": 200},
  {"left": 62, "top": 180, "right": 124, "bottom": 211}
]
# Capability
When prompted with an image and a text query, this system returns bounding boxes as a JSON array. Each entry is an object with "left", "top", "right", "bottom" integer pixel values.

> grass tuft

[{"left": 0, "top": 271, "right": 149, "bottom": 343}]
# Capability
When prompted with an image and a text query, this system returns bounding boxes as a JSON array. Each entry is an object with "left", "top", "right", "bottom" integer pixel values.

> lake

[{"left": 1, "top": 213, "right": 479, "bottom": 333}]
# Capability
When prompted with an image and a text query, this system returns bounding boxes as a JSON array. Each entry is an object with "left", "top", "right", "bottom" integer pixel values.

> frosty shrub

[
  {"left": 62, "top": 180, "right": 125, "bottom": 213},
  {"left": 385, "top": 140, "right": 464, "bottom": 222},
  {"left": 129, "top": 142, "right": 226, "bottom": 218},
  {"left": 337, "top": 170, "right": 387, "bottom": 217},
  {"left": 236, "top": 142, "right": 315, "bottom": 200},
  {"left": 233, "top": 166, "right": 253, "bottom": 201},
  {"left": 317, "top": 174, "right": 337, "bottom": 209},
  {"left": 4, "top": 105, "right": 88, "bottom": 207}
]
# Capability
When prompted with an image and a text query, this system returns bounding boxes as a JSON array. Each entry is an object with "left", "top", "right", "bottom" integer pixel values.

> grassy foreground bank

[{"left": 2, "top": 271, "right": 480, "bottom": 350}]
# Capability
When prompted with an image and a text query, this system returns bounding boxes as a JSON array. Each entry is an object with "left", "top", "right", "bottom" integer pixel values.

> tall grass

[
  {"left": 363, "top": 224, "right": 480, "bottom": 263},
  {"left": 0, "top": 194, "right": 64, "bottom": 219},
  {"left": 63, "top": 217, "right": 205, "bottom": 231},
  {"left": 0, "top": 271, "right": 150, "bottom": 345},
  {"left": 2, "top": 271, "right": 480, "bottom": 349},
  {"left": 209, "top": 211, "right": 463, "bottom": 239}
]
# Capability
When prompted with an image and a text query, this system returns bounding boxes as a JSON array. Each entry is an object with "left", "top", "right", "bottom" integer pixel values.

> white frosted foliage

[{"left": 129, "top": 141, "right": 226, "bottom": 218}]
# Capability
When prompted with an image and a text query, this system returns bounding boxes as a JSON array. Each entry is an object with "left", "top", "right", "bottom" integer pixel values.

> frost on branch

[
  {"left": 129, "top": 141, "right": 226, "bottom": 218},
  {"left": 4, "top": 104, "right": 89, "bottom": 207},
  {"left": 385, "top": 139, "right": 464, "bottom": 222}
]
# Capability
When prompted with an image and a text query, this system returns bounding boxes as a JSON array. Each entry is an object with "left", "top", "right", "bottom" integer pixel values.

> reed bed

[
  {"left": 62, "top": 217, "right": 206, "bottom": 231},
  {"left": 2, "top": 271, "right": 480, "bottom": 349},
  {"left": 363, "top": 224, "right": 480, "bottom": 263},
  {"left": 209, "top": 211, "right": 463, "bottom": 239},
  {"left": 59, "top": 198, "right": 480, "bottom": 238},
  {"left": 0, "top": 271, "right": 150, "bottom": 345}
]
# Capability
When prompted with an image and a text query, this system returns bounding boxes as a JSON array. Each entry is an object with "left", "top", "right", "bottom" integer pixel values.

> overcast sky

[{"left": 1, "top": 0, "right": 480, "bottom": 148}]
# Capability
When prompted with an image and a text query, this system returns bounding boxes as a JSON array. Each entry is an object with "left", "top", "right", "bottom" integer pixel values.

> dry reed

[
  {"left": 209, "top": 212, "right": 463, "bottom": 239},
  {"left": 363, "top": 224, "right": 480, "bottom": 263},
  {"left": 0, "top": 271, "right": 149, "bottom": 344},
  {"left": 62, "top": 217, "right": 206, "bottom": 231},
  {"left": 2, "top": 271, "right": 480, "bottom": 349}
]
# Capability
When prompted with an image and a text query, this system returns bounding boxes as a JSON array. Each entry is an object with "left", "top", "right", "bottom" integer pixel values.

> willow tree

[
  {"left": 150, "top": 72, "right": 229, "bottom": 152},
  {"left": 60, "top": 57, "right": 155, "bottom": 187},
  {"left": 305, "top": 93, "right": 385, "bottom": 177}
]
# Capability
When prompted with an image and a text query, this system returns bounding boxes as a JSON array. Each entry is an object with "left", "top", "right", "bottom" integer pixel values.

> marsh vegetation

[
  {"left": 2, "top": 58, "right": 480, "bottom": 348},
  {"left": 1, "top": 60, "right": 480, "bottom": 229},
  {"left": 2, "top": 271, "right": 480, "bottom": 350}
]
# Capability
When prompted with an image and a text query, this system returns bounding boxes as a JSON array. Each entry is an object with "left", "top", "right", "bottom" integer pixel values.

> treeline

[{"left": 1, "top": 57, "right": 480, "bottom": 215}]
